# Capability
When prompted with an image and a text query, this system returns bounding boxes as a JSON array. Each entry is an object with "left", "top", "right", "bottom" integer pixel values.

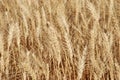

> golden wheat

[{"left": 0, "top": 0, "right": 120, "bottom": 80}]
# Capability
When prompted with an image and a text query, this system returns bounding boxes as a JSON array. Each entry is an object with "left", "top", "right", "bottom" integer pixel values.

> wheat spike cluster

[{"left": 0, "top": 0, "right": 120, "bottom": 80}]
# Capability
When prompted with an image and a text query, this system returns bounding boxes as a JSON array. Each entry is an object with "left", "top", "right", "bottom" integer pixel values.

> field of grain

[{"left": 0, "top": 0, "right": 120, "bottom": 80}]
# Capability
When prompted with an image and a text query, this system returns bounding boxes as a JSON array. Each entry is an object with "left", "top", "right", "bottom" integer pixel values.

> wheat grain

[{"left": 0, "top": 0, "right": 120, "bottom": 79}]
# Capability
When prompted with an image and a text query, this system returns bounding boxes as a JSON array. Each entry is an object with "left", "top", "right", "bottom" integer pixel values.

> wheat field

[{"left": 0, "top": 0, "right": 120, "bottom": 80}]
